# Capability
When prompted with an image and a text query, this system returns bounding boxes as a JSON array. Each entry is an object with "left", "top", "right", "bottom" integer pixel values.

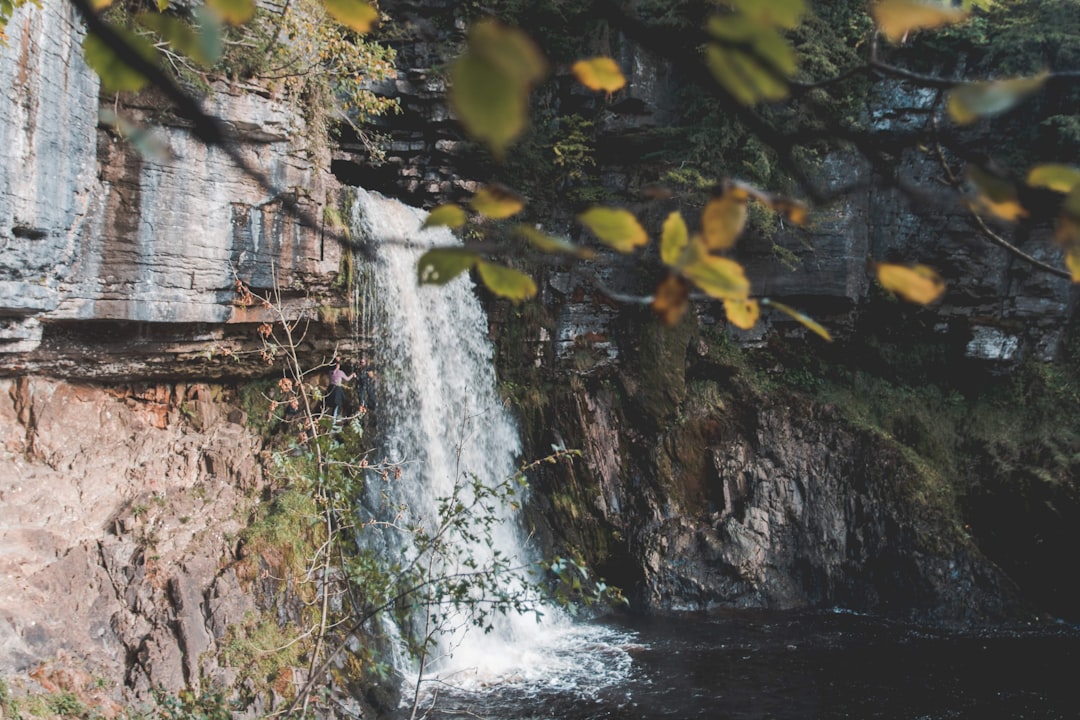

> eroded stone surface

[{"left": 0, "top": 378, "right": 262, "bottom": 700}]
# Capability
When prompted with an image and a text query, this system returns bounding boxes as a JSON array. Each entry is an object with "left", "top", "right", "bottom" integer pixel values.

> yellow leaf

[
  {"left": 947, "top": 73, "right": 1048, "bottom": 125},
  {"left": 660, "top": 211, "right": 689, "bottom": 267},
  {"left": 652, "top": 275, "right": 690, "bottom": 326},
  {"left": 967, "top": 164, "right": 1028, "bottom": 221},
  {"left": 205, "top": 0, "right": 254, "bottom": 25},
  {"left": 577, "top": 207, "right": 649, "bottom": 253},
  {"left": 321, "top": 0, "right": 378, "bottom": 33},
  {"left": 422, "top": 204, "right": 467, "bottom": 229},
  {"left": 1027, "top": 164, "right": 1080, "bottom": 194},
  {"left": 470, "top": 184, "right": 525, "bottom": 219},
  {"left": 476, "top": 261, "right": 537, "bottom": 302},
  {"left": 682, "top": 240, "right": 750, "bottom": 300},
  {"left": 1055, "top": 190, "right": 1080, "bottom": 282},
  {"left": 572, "top": 57, "right": 626, "bottom": 93},
  {"left": 875, "top": 263, "right": 946, "bottom": 304},
  {"left": 91, "top": 0, "right": 115, "bottom": 10},
  {"left": 516, "top": 225, "right": 595, "bottom": 258},
  {"left": 416, "top": 248, "right": 478, "bottom": 285},
  {"left": 701, "top": 193, "right": 748, "bottom": 251},
  {"left": 871, "top": 0, "right": 969, "bottom": 43},
  {"left": 724, "top": 298, "right": 760, "bottom": 330},
  {"left": 761, "top": 299, "right": 832, "bottom": 341}
]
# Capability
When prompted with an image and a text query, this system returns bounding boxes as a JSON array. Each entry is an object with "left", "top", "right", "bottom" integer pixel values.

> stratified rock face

[
  {"left": 538, "top": 374, "right": 1024, "bottom": 626},
  {"left": 0, "top": 0, "right": 346, "bottom": 379},
  {"left": 0, "top": 0, "right": 99, "bottom": 351},
  {"left": 0, "top": 377, "right": 263, "bottom": 697}
]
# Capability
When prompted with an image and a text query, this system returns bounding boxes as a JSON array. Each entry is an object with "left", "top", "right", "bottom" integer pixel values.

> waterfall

[
  {"left": 349, "top": 188, "right": 555, "bottom": 687},
  {"left": 347, "top": 189, "right": 635, "bottom": 709}
]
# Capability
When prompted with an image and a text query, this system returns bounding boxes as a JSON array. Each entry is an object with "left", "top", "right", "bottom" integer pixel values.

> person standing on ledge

[{"left": 327, "top": 357, "right": 355, "bottom": 421}]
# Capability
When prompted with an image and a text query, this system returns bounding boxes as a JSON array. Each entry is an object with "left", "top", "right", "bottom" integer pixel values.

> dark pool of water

[{"left": 421, "top": 609, "right": 1080, "bottom": 720}]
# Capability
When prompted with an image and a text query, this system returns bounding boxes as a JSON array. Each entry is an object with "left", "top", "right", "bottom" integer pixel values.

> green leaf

[
  {"left": 728, "top": 0, "right": 805, "bottom": 29},
  {"left": 875, "top": 263, "right": 946, "bottom": 304},
  {"left": 321, "top": 0, "right": 378, "bottom": 34},
  {"left": 572, "top": 57, "right": 626, "bottom": 93},
  {"left": 470, "top": 19, "right": 546, "bottom": 85},
  {"left": 761, "top": 299, "right": 832, "bottom": 341},
  {"left": 449, "top": 21, "right": 547, "bottom": 159},
  {"left": 1027, "top": 164, "right": 1080, "bottom": 194},
  {"left": 516, "top": 225, "right": 595, "bottom": 258},
  {"left": 947, "top": 73, "right": 1048, "bottom": 125},
  {"left": 82, "top": 29, "right": 158, "bottom": 93},
  {"left": 450, "top": 54, "right": 527, "bottom": 160},
  {"left": 470, "top": 184, "right": 525, "bottom": 219},
  {"left": 681, "top": 240, "right": 750, "bottom": 300},
  {"left": 416, "top": 248, "right": 478, "bottom": 285},
  {"left": 205, "top": 0, "right": 254, "bottom": 25},
  {"left": 422, "top": 204, "right": 467, "bottom": 229},
  {"left": 705, "top": 44, "right": 788, "bottom": 104},
  {"left": 136, "top": 11, "right": 221, "bottom": 67},
  {"left": 476, "top": 261, "right": 537, "bottom": 302},
  {"left": 871, "top": 0, "right": 969, "bottom": 43},
  {"left": 660, "top": 211, "right": 689, "bottom": 267},
  {"left": 577, "top": 207, "right": 649, "bottom": 253}
]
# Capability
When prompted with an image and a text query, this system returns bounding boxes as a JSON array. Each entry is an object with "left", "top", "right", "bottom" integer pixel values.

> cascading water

[{"left": 348, "top": 188, "right": 633, "bottom": 703}]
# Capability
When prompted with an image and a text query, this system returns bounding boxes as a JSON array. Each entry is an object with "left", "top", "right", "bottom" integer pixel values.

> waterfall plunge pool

[{"left": 415, "top": 609, "right": 1080, "bottom": 720}]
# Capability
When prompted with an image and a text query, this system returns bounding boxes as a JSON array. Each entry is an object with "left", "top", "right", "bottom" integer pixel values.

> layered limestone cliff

[{"left": 0, "top": 0, "right": 356, "bottom": 382}]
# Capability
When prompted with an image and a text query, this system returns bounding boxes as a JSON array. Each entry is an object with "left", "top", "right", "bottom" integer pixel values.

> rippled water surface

[{"left": 418, "top": 610, "right": 1080, "bottom": 720}]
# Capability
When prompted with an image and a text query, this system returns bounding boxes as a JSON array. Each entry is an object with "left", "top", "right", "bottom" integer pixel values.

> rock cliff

[{"left": 2, "top": 0, "right": 1079, "bottom": 713}]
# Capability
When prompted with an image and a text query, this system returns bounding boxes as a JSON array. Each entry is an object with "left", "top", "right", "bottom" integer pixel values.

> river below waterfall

[{"left": 417, "top": 610, "right": 1080, "bottom": 720}]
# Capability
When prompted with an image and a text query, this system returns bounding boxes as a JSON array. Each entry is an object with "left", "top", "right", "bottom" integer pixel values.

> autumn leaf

[
  {"left": 476, "top": 261, "right": 537, "bottom": 302},
  {"left": 652, "top": 275, "right": 690, "bottom": 326},
  {"left": 470, "top": 184, "right": 525, "bottom": 219},
  {"left": 660, "top": 211, "right": 690, "bottom": 267},
  {"left": 1027, "top": 164, "right": 1080, "bottom": 194},
  {"left": 761, "top": 299, "right": 832, "bottom": 341},
  {"left": 724, "top": 298, "right": 760, "bottom": 330},
  {"left": 871, "top": 0, "right": 969, "bottom": 43},
  {"left": 967, "top": 165, "right": 1028, "bottom": 221},
  {"left": 681, "top": 239, "right": 751, "bottom": 300},
  {"left": 417, "top": 248, "right": 478, "bottom": 285},
  {"left": 948, "top": 73, "right": 1048, "bottom": 125},
  {"left": 572, "top": 57, "right": 626, "bottom": 93},
  {"left": 1055, "top": 186, "right": 1080, "bottom": 282},
  {"left": 876, "top": 263, "right": 946, "bottom": 304},
  {"left": 516, "top": 225, "right": 595, "bottom": 258},
  {"left": 701, "top": 193, "right": 748, "bottom": 251},
  {"left": 205, "top": 0, "right": 254, "bottom": 25},
  {"left": 577, "top": 207, "right": 649, "bottom": 252},
  {"left": 422, "top": 204, "right": 467, "bottom": 229},
  {"left": 321, "top": 0, "right": 378, "bottom": 33}
]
